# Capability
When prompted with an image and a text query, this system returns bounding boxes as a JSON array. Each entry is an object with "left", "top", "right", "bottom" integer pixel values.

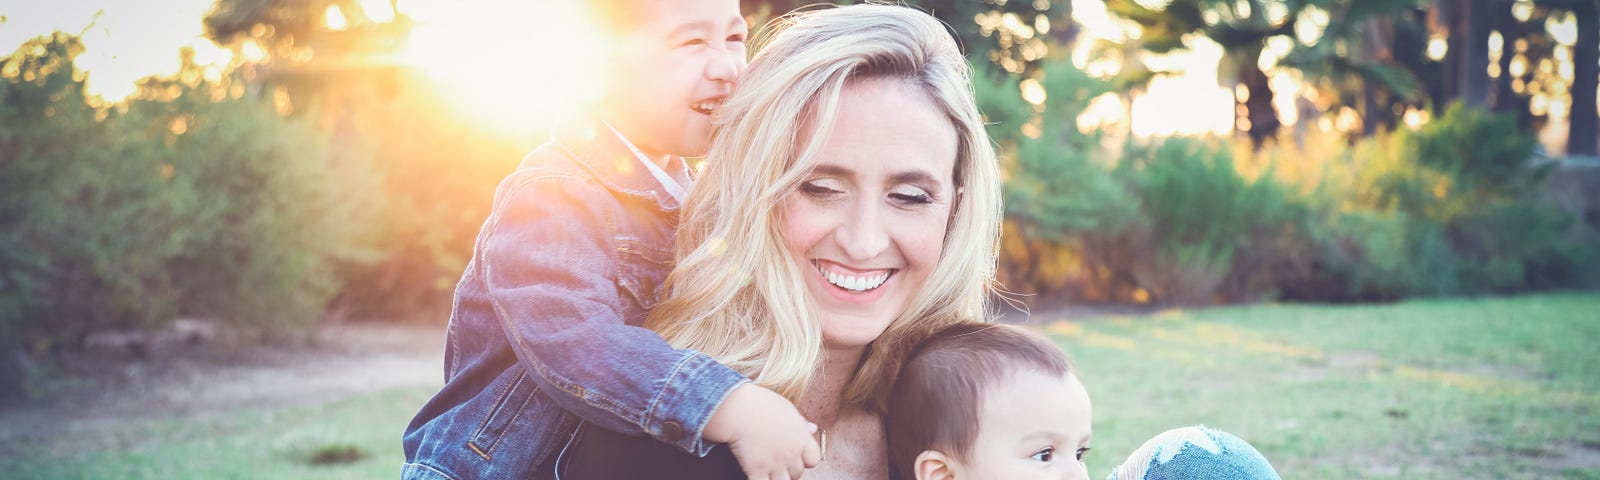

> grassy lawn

[
  {"left": 0, "top": 386, "right": 437, "bottom": 479},
  {"left": 3, "top": 293, "right": 1596, "bottom": 478},
  {"left": 1050, "top": 293, "right": 1600, "bottom": 479}
]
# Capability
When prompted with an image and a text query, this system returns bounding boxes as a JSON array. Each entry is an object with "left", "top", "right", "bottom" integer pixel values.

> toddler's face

[
  {"left": 603, "top": 0, "right": 746, "bottom": 157},
  {"left": 946, "top": 370, "right": 1093, "bottom": 480}
]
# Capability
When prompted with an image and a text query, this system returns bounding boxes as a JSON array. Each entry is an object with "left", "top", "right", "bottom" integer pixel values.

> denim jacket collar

[{"left": 549, "top": 115, "right": 691, "bottom": 211}]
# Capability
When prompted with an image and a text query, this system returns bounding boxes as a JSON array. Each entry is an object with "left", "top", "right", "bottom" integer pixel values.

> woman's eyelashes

[
  {"left": 798, "top": 180, "right": 844, "bottom": 200},
  {"left": 888, "top": 188, "right": 934, "bottom": 206},
  {"left": 798, "top": 180, "right": 936, "bottom": 208},
  {"left": 1076, "top": 447, "right": 1091, "bottom": 462}
]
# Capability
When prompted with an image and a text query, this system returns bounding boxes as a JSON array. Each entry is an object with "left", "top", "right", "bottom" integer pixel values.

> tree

[
  {"left": 1105, "top": 0, "right": 1303, "bottom": 149},
  {"left": 1282, "top": 1, "right": 1429, "bottom": 137},
  {"left": 746, "top": 0, "right": 1073, "bottom": 76},
  {"left": 1572, "top": 1, "right": 1598, "bottom": 156},
  {"left": 1553, "top": 0, "right": 1598, "bottom": 156}
]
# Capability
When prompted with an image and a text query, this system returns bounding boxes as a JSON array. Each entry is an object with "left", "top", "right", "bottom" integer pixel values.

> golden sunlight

[
  {"left": 400, "top": 1, "right": 605, "bottom": 136},
  {"left": 0, "top": 0, "right": 217, "bottom": 103}
]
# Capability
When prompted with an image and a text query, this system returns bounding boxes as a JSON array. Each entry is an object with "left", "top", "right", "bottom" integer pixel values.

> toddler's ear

[{"left": 914, "top": 450, "right": 955, "bottom": 480}]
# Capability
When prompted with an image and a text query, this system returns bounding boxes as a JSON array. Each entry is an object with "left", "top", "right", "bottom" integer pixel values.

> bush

[
  {"left": 0, "top": 33, "right": 383, "bottom": 387},
  {"left": 981, "top": 58, "right": 1135, "bottom": 296},
  {"left": 1280, "top": 103, "right": 1590, "bottom": 300},
  {"left": 1094, "top": 137, "right": 1312, "bottom": 305}
]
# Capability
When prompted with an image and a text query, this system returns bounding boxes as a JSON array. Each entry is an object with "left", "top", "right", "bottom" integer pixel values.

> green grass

[
  {"left": 4, "top": 294, "right": 1596, "bottom": 478},
  {"left": 0, "top": 386, "right": 436, "bottom": 479},
  {"left": 1047, "top": 293, "right": 1600, "bottom": 479}
]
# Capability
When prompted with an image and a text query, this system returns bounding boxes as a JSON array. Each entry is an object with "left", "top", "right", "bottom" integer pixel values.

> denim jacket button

[{"left": 661, "top": 421, "right": 686, "bottom": 442}]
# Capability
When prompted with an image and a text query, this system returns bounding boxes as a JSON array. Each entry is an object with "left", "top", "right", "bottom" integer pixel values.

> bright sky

[
  {"left": 0, "top": 0, "right": 1238, "bottom": 136},
  {"left": 0, "top": 0, "right": 218, "bottom": 102}
]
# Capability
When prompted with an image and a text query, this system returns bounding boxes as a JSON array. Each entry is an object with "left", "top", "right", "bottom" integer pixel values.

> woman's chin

[{"left": 821, "top": 324, "right": 893, "bottom": 352}]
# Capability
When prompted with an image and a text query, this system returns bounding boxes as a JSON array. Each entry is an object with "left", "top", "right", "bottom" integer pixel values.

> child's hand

[{"left": 704, "top": 383, "right": 822, "bottom": 479}]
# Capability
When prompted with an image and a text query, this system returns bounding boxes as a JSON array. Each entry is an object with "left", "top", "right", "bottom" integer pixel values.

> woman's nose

[{"left": 834, "top": 202, "right": 890, "bottom": 262}]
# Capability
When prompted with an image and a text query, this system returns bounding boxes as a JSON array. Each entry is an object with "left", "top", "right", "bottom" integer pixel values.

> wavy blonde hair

[{"left": 646, "top": 3, "right": 1002, "bottom": 411}]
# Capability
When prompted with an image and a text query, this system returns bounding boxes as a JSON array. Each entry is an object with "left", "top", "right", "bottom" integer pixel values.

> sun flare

[{"left": 399, "top": 1, "right": 606, "bottom": 136}]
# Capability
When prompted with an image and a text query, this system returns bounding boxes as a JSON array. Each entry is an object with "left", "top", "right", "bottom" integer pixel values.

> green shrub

[
  {"left": 1103, "top": 137, "right": 1312, "bottom": 305},
  {"left": 0, "top": 33, "right": 383, "bottom": 387},
  {"left": 983, "top": 58, "right": 1136, "bottom": 295}
]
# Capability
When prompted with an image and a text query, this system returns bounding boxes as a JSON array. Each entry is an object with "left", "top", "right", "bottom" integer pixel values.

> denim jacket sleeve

[{"left": 476, "top": 169, "right": 748, "bottom": 456}]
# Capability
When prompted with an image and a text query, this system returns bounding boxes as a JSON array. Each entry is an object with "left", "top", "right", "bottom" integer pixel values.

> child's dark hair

[{"left": 885, "top": 321, "right": 1074, "bottom": 480}]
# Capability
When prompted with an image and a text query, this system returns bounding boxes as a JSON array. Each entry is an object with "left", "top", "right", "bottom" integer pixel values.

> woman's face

[{"left": 780, "top": 78, "right": 958, "bottom": 351}]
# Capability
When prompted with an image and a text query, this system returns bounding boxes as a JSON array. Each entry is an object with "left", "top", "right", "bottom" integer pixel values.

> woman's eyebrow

[
  {"left": 890, "top": 170, "right": 940, "bottom": 188},
  {"left": 809, "top": 165, "right": 943, "bottom": 189},
  {"left": 810, "top": 164, "right": 855, "bottom": 179}
]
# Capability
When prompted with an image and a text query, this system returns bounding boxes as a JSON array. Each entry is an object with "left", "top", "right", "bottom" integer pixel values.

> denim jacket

[{"left": 401, "top": 117, "right": 749, "bottom": 480}]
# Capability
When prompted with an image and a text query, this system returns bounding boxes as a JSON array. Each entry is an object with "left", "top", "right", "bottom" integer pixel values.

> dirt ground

[
  {"left": 0, "top": 303, "right": 1121, "bottom": 445},
  {"left": 0, "top": 322, "right": 447, "bottom": 442}
]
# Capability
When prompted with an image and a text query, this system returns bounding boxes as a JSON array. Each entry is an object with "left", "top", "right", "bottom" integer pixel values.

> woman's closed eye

[
  {"left": 888, "top": 186, "right": 935, "bottom": 207},
  {"left": 799, "top": 180, "right": 845, "bottom": 200}
]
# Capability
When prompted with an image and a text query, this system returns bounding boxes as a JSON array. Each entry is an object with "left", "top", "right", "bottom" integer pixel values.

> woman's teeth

[{"left": 822, "top": 269, "right": 890, "bottom": 292}]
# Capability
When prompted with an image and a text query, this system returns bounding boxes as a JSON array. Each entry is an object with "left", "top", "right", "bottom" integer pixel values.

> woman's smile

[{"left": 814, "top": 260, "right": 896, "bottom": 295}]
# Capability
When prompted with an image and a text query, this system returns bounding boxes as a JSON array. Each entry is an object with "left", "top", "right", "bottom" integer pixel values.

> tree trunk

[
  {"left": 1362, "top": 84, "right": 1383, "bottom": 136},
  {"left": 1049, "top": 0, "right": 1078, "bottom": 49},
  {"left": 1359, "top": 16, "right": 1396, "bottom": 136},
  {"left": 1490, "top": 0, "right": 1523, "bottom": 113},
  {"left": 1457, "top": 0, "right": 1495, "bottom": 108},
  {"left": 1242, "top": 62, "right": 1280, "bottom": 149},
  {"left": 1429, "top": 0, "right": 1461, "bottom": 104},
  {"left": 1570, "top": 1, "right": 1599, "bottom": 156}
]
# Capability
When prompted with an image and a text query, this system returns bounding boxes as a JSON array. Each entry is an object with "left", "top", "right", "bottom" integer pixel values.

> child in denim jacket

[
  {"left": 401, "top": 1, "right": 820, "bottom": 478},
  {"left": 886, "top": 323, "right": 1280, "bottom": 480}
]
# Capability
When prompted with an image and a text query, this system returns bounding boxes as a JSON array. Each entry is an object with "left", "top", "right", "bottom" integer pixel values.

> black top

[{"left": 554, "top": 421, "right": 746, "bottom": 479}]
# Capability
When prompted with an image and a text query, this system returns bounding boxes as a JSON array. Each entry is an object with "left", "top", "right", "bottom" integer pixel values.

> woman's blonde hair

[{"left": 647, "top": 3, "right": 1002, "bottom": 410}]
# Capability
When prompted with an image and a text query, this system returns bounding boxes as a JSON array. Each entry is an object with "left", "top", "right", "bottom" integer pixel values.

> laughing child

[{"left": 402, "top": 1, "right": 821, "bottom": 478}]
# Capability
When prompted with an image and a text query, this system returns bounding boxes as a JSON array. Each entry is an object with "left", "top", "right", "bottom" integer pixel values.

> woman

[{"left": 554, "top": 4, "right": 1003, "bottom": 479}]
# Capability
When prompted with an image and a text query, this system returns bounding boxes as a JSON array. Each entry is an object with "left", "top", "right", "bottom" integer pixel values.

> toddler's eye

[
  {"left": 1076, "top": 447, "right": 1091, "bottom": 462},
  {"left": 1031, "top": 447, "right": 1054, "bottom": 463}
]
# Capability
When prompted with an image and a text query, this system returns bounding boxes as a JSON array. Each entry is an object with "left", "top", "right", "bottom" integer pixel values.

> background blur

[{"left": 1, "top": 1, "right": 1597, "bottom": 478}]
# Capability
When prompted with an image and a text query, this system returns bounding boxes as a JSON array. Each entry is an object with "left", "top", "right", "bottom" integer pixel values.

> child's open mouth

[{"left": 691, "top": 97, "right": 725, "bottom": 115}]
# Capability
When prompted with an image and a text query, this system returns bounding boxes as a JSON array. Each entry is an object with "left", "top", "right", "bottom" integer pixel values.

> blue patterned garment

[{"left": 1108, "top": 426, "right": 1282, "bottom": 480}]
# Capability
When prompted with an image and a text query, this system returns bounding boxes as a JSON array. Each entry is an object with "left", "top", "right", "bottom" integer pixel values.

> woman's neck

[{"left": 797, "top": 344, "right": 866, "bottom": 429}]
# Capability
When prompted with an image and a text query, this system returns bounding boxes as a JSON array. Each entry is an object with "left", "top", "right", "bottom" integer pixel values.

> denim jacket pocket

[
  {"left": 467, "top": 368, "right": 540, "bottom": 460},
  {"left": 616, "top": 239, "right": 673, "bottom": 317}
]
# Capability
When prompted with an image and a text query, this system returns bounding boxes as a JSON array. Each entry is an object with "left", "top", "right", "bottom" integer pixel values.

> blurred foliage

[
  {"left": 0, "top": 33, "right": 384, "bottom": 395},
  {"left": 985, "top": 54, "right": 1594, "bottom": 306},
  {"left": 749, "top": 0, "right": 1071, "bottom": 76},
  {"left": 199, "top": 0, "right": 531, "bottom": 321},
  {"left": 2, "top": 1, "right": 1595, "bottom": 395}
]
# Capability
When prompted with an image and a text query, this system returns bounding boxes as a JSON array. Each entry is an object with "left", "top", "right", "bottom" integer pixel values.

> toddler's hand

[{"left": 704, "top": 383, "right": 822, "bottom": 480}]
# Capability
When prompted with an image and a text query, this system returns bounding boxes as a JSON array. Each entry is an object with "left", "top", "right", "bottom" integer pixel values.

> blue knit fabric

[{"left": 1107, "top": 426, "right": 1281, "bottom": 480}]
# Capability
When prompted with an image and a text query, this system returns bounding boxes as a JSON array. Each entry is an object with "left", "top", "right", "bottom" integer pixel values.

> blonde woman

[{"left": 554, "top": 4, "right": 1002, "bottom": 479}]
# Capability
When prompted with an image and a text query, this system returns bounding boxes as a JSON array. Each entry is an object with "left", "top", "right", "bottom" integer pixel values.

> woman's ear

[{"left": 914, "top": 449, "right": 956, "bottom": 480}]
